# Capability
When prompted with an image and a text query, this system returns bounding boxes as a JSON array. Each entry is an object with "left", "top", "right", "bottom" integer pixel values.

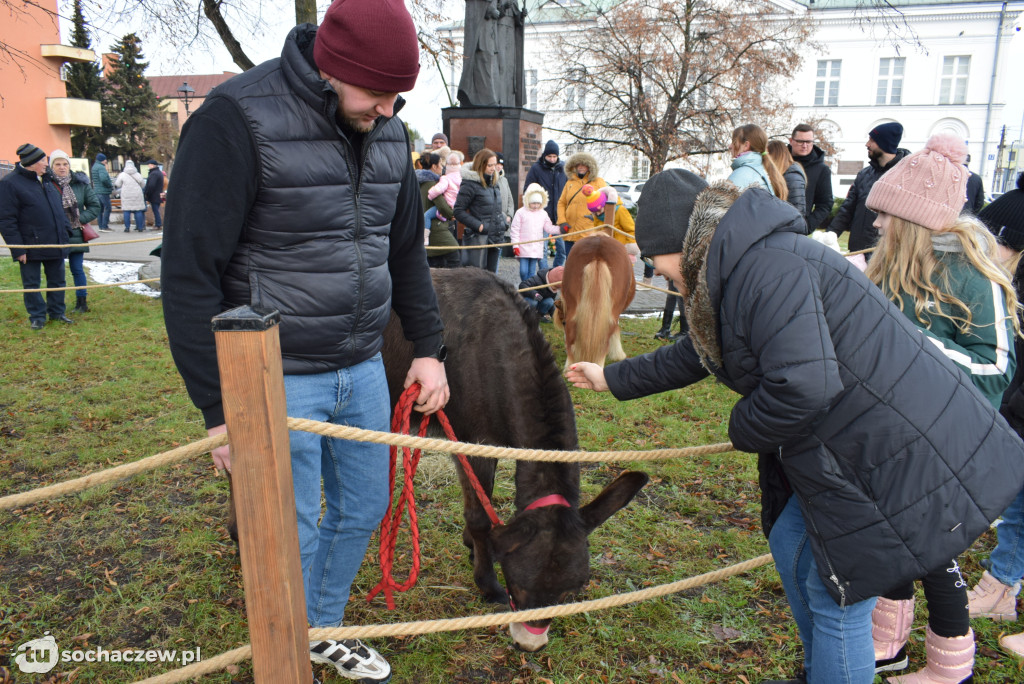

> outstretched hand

[
  {"left": 565, "top": 362, "right": 608, "bottom": 392},
  {"left": 405, "top": 357, "right": 450, "bottom": 414},
  {"left": 208, "top": 423, "right": 231, "bottom": 473}
]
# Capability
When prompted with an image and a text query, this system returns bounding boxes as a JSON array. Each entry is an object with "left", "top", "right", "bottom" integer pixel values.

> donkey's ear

[
  {"left": 580, "top": 471, "right": 649, "bottom": 534},
  {"left": 490, "top": 517, "right": 538, "bottom": 561}
]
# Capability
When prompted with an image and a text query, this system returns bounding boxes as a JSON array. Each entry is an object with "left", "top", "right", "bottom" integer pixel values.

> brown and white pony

[{"left": 554, "top": 233, "right": 636, "bottom": 368}]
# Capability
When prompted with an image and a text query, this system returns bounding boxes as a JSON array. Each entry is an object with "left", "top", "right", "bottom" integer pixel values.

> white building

[
  {"left": 790, "top": 0, "right": 1024, "bottom": 196},
  {"left": 441, "top": 0, "right": 1023, "bottom": 192}
]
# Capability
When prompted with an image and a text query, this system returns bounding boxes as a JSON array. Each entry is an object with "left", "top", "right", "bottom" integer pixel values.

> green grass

[{"left": 0, "top": 259, "right": 1019, "bottom": 683}]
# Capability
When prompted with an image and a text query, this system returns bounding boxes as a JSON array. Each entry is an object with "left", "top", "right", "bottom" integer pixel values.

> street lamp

[{"left": 176, "top": 81, "right": 195, "bottom": 117}]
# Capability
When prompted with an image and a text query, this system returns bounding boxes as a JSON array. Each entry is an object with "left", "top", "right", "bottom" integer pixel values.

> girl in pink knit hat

[{"left": 864, "top": 133, "right": 1022, "bottom": 683}]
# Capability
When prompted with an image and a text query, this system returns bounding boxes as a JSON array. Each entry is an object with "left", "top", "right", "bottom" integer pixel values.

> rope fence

[
  {"left": 0, "top": 418, "right": 733, "bottom": 511},
  {"left": 132, "top": 552, "right": 775, "bottom": 684},
  {"left": 2, "top": 416, "right": 760, "bottom": 683}
]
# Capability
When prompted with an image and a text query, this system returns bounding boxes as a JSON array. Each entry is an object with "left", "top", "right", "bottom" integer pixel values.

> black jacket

[
  {"left": 965, "top": 171, "right": 984, "bottom": 215},
  {"left": 782, "top": 162, "right": 807, "bottom": 231},
  {"left": 519, "top": 269, "right": 559, "bottom": 301},
  {"left": 144, "top": 168, "right": 164, "bottom": 205},
  {"left": 161, "top": 24, "right": 442, "bottom": 428},
  {"left": 830, "top": 149, "right": 909, "bottom": 252},
  {"left": 605, "top": 184, "right": 1024, "bottom": 605},
  {"left": 454, "top": 168, "right": 506, "bottom": 244},
  {"left": 790, "top": 145, "right": 833, "bottom": 231},
  {"left": 0, "top": 163, "right": 70, "bottom": 262},
  {"left": 523, "top": 156, "right": 567, "bottom": 224}
]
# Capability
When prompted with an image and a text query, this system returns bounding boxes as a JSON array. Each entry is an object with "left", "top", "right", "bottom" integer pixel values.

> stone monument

[{"left": 443, "top": 0, "right": 542, "bottom": 201}]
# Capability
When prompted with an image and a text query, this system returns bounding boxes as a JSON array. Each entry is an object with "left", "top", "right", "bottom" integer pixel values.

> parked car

[{"left": 609, "top": 180, "right": 646, "bottom": 208}]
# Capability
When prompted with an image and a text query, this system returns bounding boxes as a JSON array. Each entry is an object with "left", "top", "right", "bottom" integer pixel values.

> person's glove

[
  {"left": 625, "top": 242, "right": 640, "bottom": 257},
  {"left": 533, "top": 292, "right": 543, "bottom": 301},
  {"left": 513, "top": 247, "right": 521, "bottom": 257},
  {"left": 560, "top": 223, "right": 571, "bottom": 234}
]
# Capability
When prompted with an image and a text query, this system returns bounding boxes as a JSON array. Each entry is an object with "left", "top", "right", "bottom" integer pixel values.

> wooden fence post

[{"left": 213, "top": 306, "right": 311, "bottom": 684}]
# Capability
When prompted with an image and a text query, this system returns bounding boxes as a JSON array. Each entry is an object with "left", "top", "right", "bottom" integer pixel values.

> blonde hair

[
  {"left": 732, "top": 124, "right": 788, "bottom": 201},
  {"left": 865, "top": 214, "right": 1021, "bottom": 337}
]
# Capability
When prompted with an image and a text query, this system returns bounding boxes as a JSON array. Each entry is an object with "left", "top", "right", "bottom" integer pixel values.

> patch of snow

[{"left": 84, "top": 261, "right": 160, "bottom": 298}]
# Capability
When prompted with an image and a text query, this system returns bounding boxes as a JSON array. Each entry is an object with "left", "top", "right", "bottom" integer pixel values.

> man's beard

[
  {"left": 337, "top": 89, "right": 378, "bottom": 133},
  {"left": 347, "top": 117, "right": 376, "bottom": 133},
  {"left": 868, "top": 147, "right": 884, "bottom": 162}
]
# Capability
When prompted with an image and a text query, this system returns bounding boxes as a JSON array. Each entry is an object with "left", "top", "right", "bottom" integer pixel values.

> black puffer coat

[
  {"left": 782, "top": 162, "right": 807, "bottom": 231},
  {"left": 606, "top": 184, "right": 1024, "bottom": 605},
  {"left": 830, "top": 149, "right": 909, "bottom": 252},
  {"left": 454, "top": 168, "right": 505, "bottom": 245},
  {"left": 0, "top": 164, "right": 70, "bottom": 261},
  {"left": 791, "top": 145, "right": 833, "bottom": 232}
]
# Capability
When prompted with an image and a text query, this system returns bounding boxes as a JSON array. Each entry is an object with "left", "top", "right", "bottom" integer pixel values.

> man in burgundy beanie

[{"left": 161, "top": 1, "right": 447, "bottom": 681}]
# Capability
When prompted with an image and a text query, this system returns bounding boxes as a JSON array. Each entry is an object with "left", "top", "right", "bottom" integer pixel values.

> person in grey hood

[
  {"left": 566, "top": 169, "right": 1024, "bottom": 684},
  {"left": 161, "top": 0, "right": 448, "bottom": 680}
]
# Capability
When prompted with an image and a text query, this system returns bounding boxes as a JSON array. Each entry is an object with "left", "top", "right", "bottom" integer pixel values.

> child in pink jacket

[
  {"left": 511, "top": 183, "right": 559, "bottom": 281},
  {"left": 425, "top": 153, "right": 463, "bottom": 225}
]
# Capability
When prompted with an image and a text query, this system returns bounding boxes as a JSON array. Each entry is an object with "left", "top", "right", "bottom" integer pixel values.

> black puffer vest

[{"left": 210, "top": 25, "right": 410, "bottom": 374}]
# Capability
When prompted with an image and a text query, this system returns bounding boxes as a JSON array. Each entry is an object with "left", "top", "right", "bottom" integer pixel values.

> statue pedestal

[{"left": 442, "top": 106, "right": 544, "bottom": 201}]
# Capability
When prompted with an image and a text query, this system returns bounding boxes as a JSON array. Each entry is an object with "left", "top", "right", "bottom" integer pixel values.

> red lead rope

[{"left": 367, "top": 383, "right": 502, "bottom": 609}]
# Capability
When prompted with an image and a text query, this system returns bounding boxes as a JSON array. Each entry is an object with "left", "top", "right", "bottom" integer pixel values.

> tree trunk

[{"left": 295, "top": 0, "right": 317, "bottom": 26}]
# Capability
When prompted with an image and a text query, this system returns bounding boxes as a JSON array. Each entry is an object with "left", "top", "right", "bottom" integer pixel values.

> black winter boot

[{"left": 73, "top": 296, "right": 89, "bottom": 314}]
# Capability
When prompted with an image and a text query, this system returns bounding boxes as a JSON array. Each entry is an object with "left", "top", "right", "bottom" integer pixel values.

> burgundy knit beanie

[
  {"left": 866, "top": 133, "right": 969, "bottom": 231},
  {"left": 314, "top": 0, "right": 420, "bottom": 93}
]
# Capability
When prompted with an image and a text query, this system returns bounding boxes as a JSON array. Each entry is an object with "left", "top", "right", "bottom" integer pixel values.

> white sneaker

[{"left": 310, "top": 639, "right": 391, "bottom": 682}]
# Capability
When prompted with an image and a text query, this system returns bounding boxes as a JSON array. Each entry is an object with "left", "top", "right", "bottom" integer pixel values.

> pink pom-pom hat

[{"left": 865, "top": 132, "right": 969, "bottom": 231}]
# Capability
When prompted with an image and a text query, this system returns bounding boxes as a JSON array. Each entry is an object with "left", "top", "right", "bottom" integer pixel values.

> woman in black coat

[
  {"left": 568, "top": 170, "right": 1024, "bottom": 683},
  {"left": 454, "top": 148, "right": 504, "bottom": 272}
]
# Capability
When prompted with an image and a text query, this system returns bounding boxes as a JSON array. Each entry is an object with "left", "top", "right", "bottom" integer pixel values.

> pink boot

[
  {"left": 1000, "top": 631, "right": 1024, "bottom": 658},
  {"left": 874, "top": 596, "right": 914, "bottom": 673},
  {"left": 966, "top": 570, "right": 1018, "bottom": 621},
  {"left": 887, "top": 626, "right": 974, "bottom": 684}
]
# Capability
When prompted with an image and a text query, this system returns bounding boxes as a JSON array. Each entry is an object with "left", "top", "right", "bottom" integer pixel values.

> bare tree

[
  {"left": 545, "top": 0, "right": 815, "bottom": 173},
  {"left": 87, "top": 0, "right": 455, "bottom": 74}
]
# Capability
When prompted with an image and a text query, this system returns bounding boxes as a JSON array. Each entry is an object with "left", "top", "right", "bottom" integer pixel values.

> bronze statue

[{"left": 458, "top": 0, "right": 525, "bottom": 108}]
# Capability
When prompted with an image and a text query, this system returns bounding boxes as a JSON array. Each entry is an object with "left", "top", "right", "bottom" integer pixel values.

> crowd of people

[{"left": 0, "top": 144, "right": 167, "bottom": 328}]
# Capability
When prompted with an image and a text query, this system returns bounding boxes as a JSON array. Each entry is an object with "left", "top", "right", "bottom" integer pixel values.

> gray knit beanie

[{"left": 635, "top": 169, "right": 709, "bottom": 259}]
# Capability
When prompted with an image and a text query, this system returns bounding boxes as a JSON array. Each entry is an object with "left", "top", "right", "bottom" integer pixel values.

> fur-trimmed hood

[
  {"left": 564, "top": 151, "right": 599, "bottom": 181},
  {"left": 523, "top": 182, "right": 550, "bottom": 208},
  {"left": 680, "top": 183, "right": 806, "bottom": 370}
]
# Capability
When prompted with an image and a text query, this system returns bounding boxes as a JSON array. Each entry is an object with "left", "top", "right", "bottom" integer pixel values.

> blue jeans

[
  {"left": 525, "top": 295, "right": 554, "bottom": 316},
  {"left": 284, "top": 353, "right": 391, "bottom": 628},
  {"left": 519, "top": 257, "right": 539, "bottom": 282},
  {"left": 68, "top": 252, "right": 87, "bottom": 298},
  {"left": 151, "top": 202, "right": 162, "bottom": 229},
  {"left": 96, "top": 194, "right": 111, "bottom": 229},
  {"left": 124, "top": 210, "right": 146, "bottom": 231},
  {"left": 990, "top": 486, "right": 1024, "bottom": 586},
  {"left": 552, "top": 237, "right": 566, "bottom": 267},
  {"left": 768, "top": 496, "right": 876, "bottom": 684},
  {"left": 19, "top": 258, "right": 66, "bottom": 321},
  {"left": 424, "top": 206, "right": 438, "bottom": 225}
]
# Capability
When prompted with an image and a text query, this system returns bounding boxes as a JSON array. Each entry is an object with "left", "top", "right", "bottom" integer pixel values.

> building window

[
  {"left": 876, "top": 57, "right": 905, "bottom": 105},
  {"left": 525, "top": 69, "right": 538, "bottom": 111},
  {"left": 60, "top": 63, "right": 71, "bottom": 81},
  {"left": 565, "top": 69, "right": 585, "bottom": 110},
  {"left": 631, "top": 150, "right": 650, "bottom": 180},
  {"left": 814, "top": 60, "right": 840, "bottom": 107},
  {"left": 939, "top": 56, "right": 969, "bottom": 105}
]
